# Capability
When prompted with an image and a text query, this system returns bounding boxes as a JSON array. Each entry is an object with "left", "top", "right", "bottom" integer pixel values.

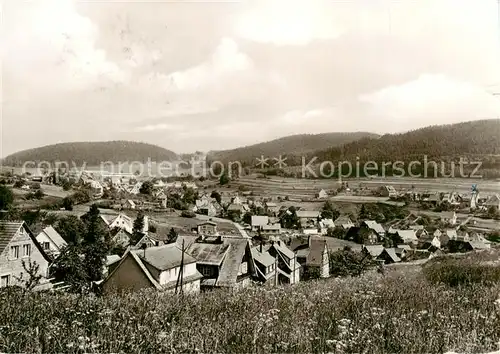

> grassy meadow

[{"left": 2, "top": 258, "right": 500, "bottom": 354}]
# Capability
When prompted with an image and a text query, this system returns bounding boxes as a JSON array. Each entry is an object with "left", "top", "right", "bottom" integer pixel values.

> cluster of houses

[
  {"left": 0, "top": 214, "right": 333, "bottom": 293},
  {"left": 375, "top": 184, "right": 500, "bottom": 213}
]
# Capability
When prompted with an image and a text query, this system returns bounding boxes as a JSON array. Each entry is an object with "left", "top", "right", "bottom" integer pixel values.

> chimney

[{"left": 260, "top": 242, "right": 263, "bottom": 253}]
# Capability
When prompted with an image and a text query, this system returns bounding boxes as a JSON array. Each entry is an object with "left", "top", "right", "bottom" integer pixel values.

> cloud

[
  {"left": 234, "top": 0, "right": 345, "bottom": 45},
  {"left": 2, "top": 0, "right": 126, "bottom": 92},
  {"left": 360, "top": 74, "right": 500, "bottom": 131},
  {"left": 165, "top": 38, "right": 252, "bottom": 92}
]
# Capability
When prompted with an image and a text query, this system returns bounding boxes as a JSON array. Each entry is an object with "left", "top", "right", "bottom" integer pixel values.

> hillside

[
  {"left": 207, "top": 132, "right": 379, "bottom": 166},
  {"left": 308, "top": 119, "right": 500, "bottom": 178},
  {"left": 2, "top": 141, "right": 178, "bottom": 166},
  {"left": 313, "top": 119, "right": 500, "bottom": 162}
]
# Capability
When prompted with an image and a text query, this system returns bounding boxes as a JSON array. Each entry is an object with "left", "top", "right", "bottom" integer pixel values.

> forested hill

[
  {"left": 2, "top": 141, "right": 178, "bottom": 166},
  {"left": 207, "top": 132, "right": 379, "bottom": 165},
  {"left": 311, "top": 119, "right": 500, "bottom": 162}
]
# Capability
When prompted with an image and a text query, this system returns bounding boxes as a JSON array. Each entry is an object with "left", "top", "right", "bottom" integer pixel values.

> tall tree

[
  {"left": 132, "top": 212, "right": 145, "bottom": 244},
  {"left": 167, "top": 228, "right": 178, "bottom": 244},
  {"left": 81, "top": 204, "right": 110, "bottom": 284},
  {"left": 0, "top": 185, "right": 14, "bottom": 211},
  {"left": 321, "top": 200, "right": 340, "bottom": 220}
]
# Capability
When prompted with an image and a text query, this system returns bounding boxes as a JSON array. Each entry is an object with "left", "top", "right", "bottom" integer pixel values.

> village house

[
  {"left": 363, "top": 220, "right": 386, "bottom": 238},
  {"left": 124, "top": 200, "right": 136, "bottom": 210},
  {"left": 0, "top": 221, "right": 52, "bottom": 289},
  {"left": 440, "top": 211, "right": 457, "bottom": 226},
  {"left": 110, "top": 228, "right": 132, "bottom": 248},
  {"left": 319, "top": 219, "right": 335, "bottom": 235},
  {"left": 108, "top": 213, "right": 134, "bottom": 234},
  {"left": 267, "top": 240, "right": 301, "bottom": 284},
  {"left": 485, "top": 194, "right": 500, "bottom": 212},
  {"left": 290, "top": 236, "right": 329, "bottom": 279},
  {"left": 102, "top": 244, "right": 203, "bottom": 293},
  {"left": 333, "top": 215, "right": 355, "bottom": 230},
  {"left": 378, "top": 248, "right": 401, "bottom": 264},
  {"left": 194, "top": 198, "right": 220, "bottom": 217},
  {"left": 378, "top": 185, "right": 397, "bottom": 198},
  {"left": 134, "top": 233, "right": 164, "bottom": 249},
  {"left": 251, "top": 215, "right": 269, "bottom": 232},
  {"left": 197, "top": 221, "right": 218, "bottom": 236},
  {"left": 362, "top": 245, "right": 385, "bottom": 259},
  {"left": 393, "top": 229, "right": 418, "bottom": 246},
  {"left": 261, "top": 224, "right": 282, "bottom": 236},
  {"left": 35, "top": 226, "right": 67, "bottom": 258},
  {"left": 296, "top": 210, "right": 321, "bottom": 228},
  {"left": 227, "top": 203, "right": 246, "bottom": 218},
  {"left": 316, "top": 189, "right": 328, "bottom": 200},
  {"left": 183, "top": 235, "right": 256, "bottom": 290},
  {"left": 251, "top": 245, "right": 276, "bottom": 284}
]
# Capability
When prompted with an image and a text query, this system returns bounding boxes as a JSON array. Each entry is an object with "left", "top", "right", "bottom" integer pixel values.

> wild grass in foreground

[{"left": 1, "top": 267, "right": 500, "bottom": 353}]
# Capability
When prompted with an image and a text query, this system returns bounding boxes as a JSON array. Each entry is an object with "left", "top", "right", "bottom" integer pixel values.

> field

[
  {"left": 2, "top": 261, "right": 500, "bottom": 353},
  {"left": 232, "top": 175, "right": 500, "bottom": 200}
]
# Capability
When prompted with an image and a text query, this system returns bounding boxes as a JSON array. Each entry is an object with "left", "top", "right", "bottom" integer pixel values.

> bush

[
  {"left": 329, "top": 248, "right": 378, "bottom": 277},
  {"left": 181, "top": 210, "right": 196, "bottom": 218},
  {"left": 423, "top": 256, "right": 500, "bottom": 287}
]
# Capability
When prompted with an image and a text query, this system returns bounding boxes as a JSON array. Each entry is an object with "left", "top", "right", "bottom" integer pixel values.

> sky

[{"left": 2, "top": 0, "right": 500, "bottom": 156}]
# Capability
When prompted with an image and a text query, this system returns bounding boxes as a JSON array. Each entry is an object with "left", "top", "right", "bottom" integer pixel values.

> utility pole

[{"left": 175, "top": 239, "right": 185, "bottom": 295}]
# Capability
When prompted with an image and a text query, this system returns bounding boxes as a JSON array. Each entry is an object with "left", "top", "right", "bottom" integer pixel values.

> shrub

[
  {"left": 423, "top": 256, "right": 500, "bottom": 287},
  {"left": 329, "top": 248, "right": 378, "bottom": 277},
  {"left": 181, "top": 210, "right": 196, "bottom": 218}
]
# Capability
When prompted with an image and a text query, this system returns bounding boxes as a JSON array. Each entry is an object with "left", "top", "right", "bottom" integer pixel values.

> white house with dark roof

[
  {"left": 0, "top": 221, "right": 52, "bottom": 289},
  {"left": 103, "top": 243, "right": 203, "bottom": 293},
  {"left": 35, "top": 226, "right": 67, "bottom": 257},
  {"left": 251, "top": 215, "right": 269, "bottom": 232}
]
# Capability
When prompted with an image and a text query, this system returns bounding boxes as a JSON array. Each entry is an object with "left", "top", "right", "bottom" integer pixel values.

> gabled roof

[
  {"left": 363, "top": 220, "right": 385, "bottom": 235},
  {"left": 262, "top": 224, "right": 281, "bottom": 231},
  {"left": 396, "top": 230, "right": 418, "bottom": 243},
  {"left": 0, "top": 221, "right": 24, "bottom": 255},
  {"left": 105, "top": 250, "right": 162, "bottom": 290},
  {"left": 106, "top": 254, "right": 121, "bottom": 266},
  {"left": 186, "top": 241, "right": 230, "bottom": 266},
  {"left": 381, "top": 248, "right": 401, "bottom": 263},
  {"left": 0, "top": 221, "right": 51, "bottom": 262},
  {"left": 362, "top": 245, "right": 384, "bottom": 258},
  {"left": 270, "top": 241, "right": 295, "bottom": 260},
  {"left": 217, "top": 238, "right": 251, "bottom": 287},
  {"left": 39, "top": 226, "right": 67, "bottom": 250},
  {"left": 251, "top": 247, "right": 275, "bottom": 267},
  {"left": 334, "top": 215, "right": 354, "bottom": 226},
  {"left": 296, "top": 210, "right": 320, "bottom": 218},
  {"left": 133, "top": 243, "right": 196, "bottom": 271},
  {"left": 306, "top": 237, "right": 327, "bottom": 266},
  {"left": 485, "top": 194, "right": 500, "bottom": 206}
]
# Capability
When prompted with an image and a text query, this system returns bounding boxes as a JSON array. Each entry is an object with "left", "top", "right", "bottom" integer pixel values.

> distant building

[
  {"left": 378, "top": 185, "right": 397, "bottom": 198},
  {"left": 440, "top": 211, "right": 457, "bottom": 226},
  {"left": 316, "top": 189, "right": 328, "bottom": 199},
  {"left": 197, "top": 221, "right": 218, "bottom": 236},
  {"left": 35, "top": 226, "right": 67, "bottom": 257},
  {"left": 296, "top": 210, "right": 320, "bottom": 228},
  {"left": 485, "top": 194, "right": 500, "bottom": 212},
  {"left": 333, "top": 216, "right": 354, "bottom": 230},
  {"left": 251, "top": 215, "right": 269, "bottom": 232}
]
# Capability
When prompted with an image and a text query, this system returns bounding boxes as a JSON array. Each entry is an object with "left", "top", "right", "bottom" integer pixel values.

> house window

[
  {"left": 0, "top": 275, "right": 10, "bottom": 287},
  {"left": 200, "top": 266, "right": 212, "bottom": 277},
  {"left": 23, "top": 244, "right": 31, "bottom": 257},
  {"left": 11, "top": 246, "right": 19, "bottom": 259},
  {"left": 43, "top": 242, "right": 50, "bottom": 250}
]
